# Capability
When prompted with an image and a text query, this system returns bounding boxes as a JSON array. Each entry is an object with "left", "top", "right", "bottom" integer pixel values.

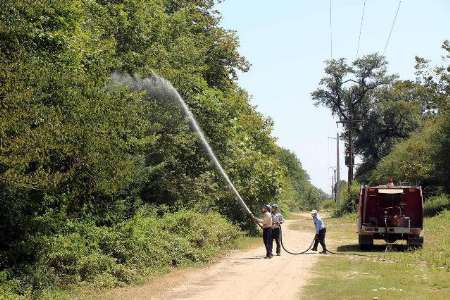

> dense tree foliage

[
  {"left": 0, "top": 1, "right": 320, "bottom": 295},
  {"left": 371, "top": 112, "right": 449, "bottom": 194},
  {"left": 354, "top": 80, "right": 423, "bottom": 181},
  {"left": 368, "top": 42, "right": 449, "bottom": 192}
]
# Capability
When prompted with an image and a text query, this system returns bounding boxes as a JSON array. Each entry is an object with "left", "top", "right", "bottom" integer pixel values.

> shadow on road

[{"left": 337, "top": 243, "right": 409, "bottom": 252}]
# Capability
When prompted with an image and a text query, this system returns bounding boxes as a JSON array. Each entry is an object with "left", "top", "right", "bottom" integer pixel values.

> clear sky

[{"left": 216, "top": 0, "right": 449, "bottom": 193}]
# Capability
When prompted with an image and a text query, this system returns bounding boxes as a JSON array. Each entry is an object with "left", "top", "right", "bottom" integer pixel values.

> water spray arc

[
  {"left": 112, "top": 73, "right": 338, "bottom": 256},
  {"left": 111, "top": 72, "right": 254, "bottom": 218}
]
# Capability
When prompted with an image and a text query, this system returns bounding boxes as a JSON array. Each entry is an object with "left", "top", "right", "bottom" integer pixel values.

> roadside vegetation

[
  {"left": 0, "top": 211, "right": 240, "bottom": 299},
  {"left": 1, "top": 0, "right": 448, "bottom": 298},
  {"left": 0, "top": 1, "right": 325, "bottom": 298},
  {"left": 314, "top": 40, "right": 449, "bottom": 215},
  {"left": 311, "top": 42, "right": 449, "bottom": 299},
  {"left": 304, "top": 211, "right": 450, "bottom": 300}
]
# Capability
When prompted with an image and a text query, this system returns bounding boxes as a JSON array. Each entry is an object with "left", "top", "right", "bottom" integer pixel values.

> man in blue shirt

[{"left": 311, "top": 210, "right": 327, "bottom": 254}]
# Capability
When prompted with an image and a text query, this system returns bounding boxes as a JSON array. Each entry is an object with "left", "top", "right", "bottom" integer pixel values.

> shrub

[
  {"left": 0, "top": 270, "right": 30, "bottom": 300},
  {"left": 424, "top": 194, "right": 450, "bottom": 217},
  {"left": 335, "top": 181, "right": 360, "bottom": 217},
  {"left": 321, "top": 199, "right": 336, "bottom": 211},
  {"left": 1, "top": 210, "right": 238, "bottom": 298}
]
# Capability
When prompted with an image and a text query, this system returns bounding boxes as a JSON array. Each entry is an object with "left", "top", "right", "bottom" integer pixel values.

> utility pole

[
  {"left": 333, "top": 169, "right": 337, "bottom": 201},
  {"left": 336, "top": 132, "right": 340, "bottom": 206},
  {"left": 329, "top": 133, "right": 341, "bottom": 210},
  {"left": 348, "top": 124, "right": 354, "bottom": 194},
  {"left": 337, "top": 120, "right": 362, "bottom": 195},
  {"left": 329, "top": 166, "right": 336, "bottom": 201}
]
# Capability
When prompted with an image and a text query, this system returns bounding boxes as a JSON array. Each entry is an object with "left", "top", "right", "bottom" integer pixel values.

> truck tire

[
  {"left": 407, "top": 236, "right": 424, "bottom": 249},
  {"left": 358, "top": 235, "right": 373, "bottom": 250}
]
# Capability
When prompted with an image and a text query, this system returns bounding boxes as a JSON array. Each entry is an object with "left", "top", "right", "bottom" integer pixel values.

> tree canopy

[
  {"left": 314, "top": 42, "right": 449, "bottom": 190},
  {"left": 1, "top": 2, "right": 321, "bottom": 290}
]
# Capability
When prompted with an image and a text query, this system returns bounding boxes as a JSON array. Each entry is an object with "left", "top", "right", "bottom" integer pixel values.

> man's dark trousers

[
  {"left": 272, "top": 227, "right": 281, "bottom": 255},
  {"left": 312, "top": 228, "right": 327, "bottom": 251},
  {"left": 263, "top": 228, "right": 273, "bottom": 257}
]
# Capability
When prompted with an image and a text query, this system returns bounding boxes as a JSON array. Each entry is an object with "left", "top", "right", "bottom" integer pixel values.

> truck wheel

[
  {"left": 358, "top": 235, "right": 373, "bottom": 250},
  {"left": 407, "top": 236, "right": 423, "bottom": 249}
]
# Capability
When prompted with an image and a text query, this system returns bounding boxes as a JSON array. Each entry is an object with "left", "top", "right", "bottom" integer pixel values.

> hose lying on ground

[{"left": 279, "top": 226, "right": 336, "bottom": 255}]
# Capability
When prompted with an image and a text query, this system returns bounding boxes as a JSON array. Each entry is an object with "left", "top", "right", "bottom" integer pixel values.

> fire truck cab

[{"left": 357, "top": 185, "right": 424, "bottom": 249}]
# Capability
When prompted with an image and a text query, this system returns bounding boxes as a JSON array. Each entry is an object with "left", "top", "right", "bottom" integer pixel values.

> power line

[
  {"left": 355, "top": 0, "right": 367, "bottom": 58},
  {"left": 383, "top": 0, "right": 402, "bottom": 55},
  {"left": 329, "top": 0, "right": 333, "bottom": 58}
]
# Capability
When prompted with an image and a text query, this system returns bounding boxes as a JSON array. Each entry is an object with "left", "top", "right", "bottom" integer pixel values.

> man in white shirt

[
  {"left": 271, "top": 204, "right": 284, "bottom": 256},
  {"left": 311, "top": 210, "right": 327, "bottom": 254},
  {"left": 254, "top": 205, "right": 273, "bottom": 258}
]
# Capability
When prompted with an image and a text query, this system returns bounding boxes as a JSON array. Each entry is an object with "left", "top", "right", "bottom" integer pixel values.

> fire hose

[
  {"left": 252, "top": 218, "right": 337, "bottom": 255},
  {"left": 279, "top": 226, "right": 337, "bottom": 255},
  {"left": 120, "top": 75, "right": 336, "bottom": 256},
  {"left": 118, "top": 74, "right": 353, "bottom": 257}
]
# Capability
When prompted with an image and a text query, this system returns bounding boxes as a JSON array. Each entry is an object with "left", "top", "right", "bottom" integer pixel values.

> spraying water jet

[{"left": 111, "top": 72, "right": 254, "bottom": 218}]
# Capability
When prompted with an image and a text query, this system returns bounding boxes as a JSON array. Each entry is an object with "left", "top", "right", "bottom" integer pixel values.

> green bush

[
  {"left": 424, "top": 194, "right": 450, "bottom": 217},
  {"left": 321, "top": 199, "right": 336, "bottom": 211},
  {"left": 334, "top": 181, "right": 360, "bottom": 217},
  {"left": 1, "top": 210, "right": 238, "bottom": 298},
  {"left": 371, "top": 114, "right": 449, "bottom": 194},
  {"left": 0, "top": 270, "right": 30, "bottom": 300}
]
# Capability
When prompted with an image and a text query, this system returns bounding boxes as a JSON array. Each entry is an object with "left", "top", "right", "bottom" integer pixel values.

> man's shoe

[
  {"left": 311, "top": 248, "right": 318, "bottom": 251},
  {"left": 320, "top": 250, "right": 327, "bottom": 254},
  {"left": 276, "top": 253, "right": 281, "bottom": 256}
]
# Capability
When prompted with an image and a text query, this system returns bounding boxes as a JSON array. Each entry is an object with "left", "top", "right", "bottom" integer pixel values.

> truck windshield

[
  {"left": 381, "top": 194, "right": 402, "bottom": 203},
  {"left": 378, "top": 189, "right": 403, "bottom": 194}
]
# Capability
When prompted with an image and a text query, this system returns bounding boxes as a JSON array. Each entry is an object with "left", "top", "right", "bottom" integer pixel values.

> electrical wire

[
  {"left": 383, "top": 0, "right": 403, "bottom": 55},
  {"left": 329, "top": 0, "right": 333, "bottom": 58},
  {"left": 355, "top": 0, "right": 367, "bottom": 58}
]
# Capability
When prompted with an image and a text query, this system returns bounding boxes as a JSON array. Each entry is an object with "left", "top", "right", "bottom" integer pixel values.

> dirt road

[{"left": 100, "top": 215, "right": 319, "bottom": 300}]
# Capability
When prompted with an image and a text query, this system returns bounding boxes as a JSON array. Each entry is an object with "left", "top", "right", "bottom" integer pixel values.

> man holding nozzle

[
  {"left": 311, "top": 209, "right": 327, "bottom": 254},
  {"left": 253, "top": 204, "right": 273, "bottom": 258},
  {"left": 271, "top": 204, "right": 284, "bottom": 256}
]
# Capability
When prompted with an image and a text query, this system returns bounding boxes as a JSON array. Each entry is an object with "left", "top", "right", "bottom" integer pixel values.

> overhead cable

[{"left": 383, "top": 0, "right": 403, "bottom": 55}]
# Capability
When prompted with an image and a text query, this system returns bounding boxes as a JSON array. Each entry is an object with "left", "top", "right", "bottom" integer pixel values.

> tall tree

[{"left": 312, "top": 54, "right": 396, "bottom": 189}]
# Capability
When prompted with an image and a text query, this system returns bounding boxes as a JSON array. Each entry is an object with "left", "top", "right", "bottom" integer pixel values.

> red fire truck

[{"left": 357, "top": 185, "right": 424, "bottom": 249}]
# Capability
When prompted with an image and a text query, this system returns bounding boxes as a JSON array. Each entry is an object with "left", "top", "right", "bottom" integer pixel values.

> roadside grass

[
  {"left": 230, "top": 232, "right": 261, "bottom": 250},
  {"left": 288, "top": 213, "right": 315, "bottom": 231},
  {"left": 302, "top": 211, "right": 450, "bottom": 299}
]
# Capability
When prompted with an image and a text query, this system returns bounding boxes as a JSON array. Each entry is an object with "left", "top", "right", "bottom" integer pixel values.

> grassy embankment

[{"left": 303, "top": 211, "right": 450, "bottom": 299}]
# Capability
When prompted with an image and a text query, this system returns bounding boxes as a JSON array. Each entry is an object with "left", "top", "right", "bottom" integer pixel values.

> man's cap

[
  {"left": 262, "top": 204, "right": 271, "bottom": 211},
  {"left": 271, "top": 204, "right": 278, "bottom": 209},
  {"left": 310, "top": 209, "right": 318, "bottom": 215}
]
